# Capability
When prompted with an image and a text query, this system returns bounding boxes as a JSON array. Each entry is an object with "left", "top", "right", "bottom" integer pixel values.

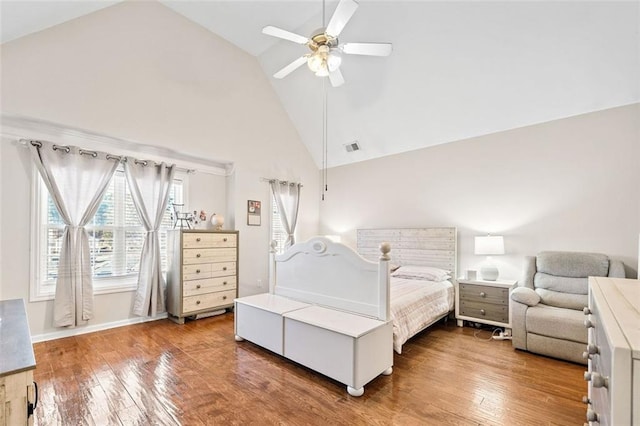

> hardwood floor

[{"left": 33, "top": 314, "right": 587, "bottom": 425}]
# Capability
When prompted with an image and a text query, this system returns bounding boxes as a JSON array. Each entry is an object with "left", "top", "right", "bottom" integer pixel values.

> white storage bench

[{"left": 234, "top": 237, "right": 393, "bottom": 396}]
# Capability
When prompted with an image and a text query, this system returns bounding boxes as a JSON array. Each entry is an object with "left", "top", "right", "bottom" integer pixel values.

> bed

[
  {"left": 235, "top": 237, "right": 393, "bottom": 396},
  {"left": 357, "top": 228, "right": 457, "bottom": 354}
]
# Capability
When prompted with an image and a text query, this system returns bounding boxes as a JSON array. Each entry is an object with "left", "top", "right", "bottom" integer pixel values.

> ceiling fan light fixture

[{"left": 307, "top": 52, "right": 325, "bottom": 73}]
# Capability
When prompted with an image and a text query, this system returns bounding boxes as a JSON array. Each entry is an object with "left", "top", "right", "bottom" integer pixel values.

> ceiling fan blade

[
  {"left": 328, "top": 68, "right": 345, "bottom": 88},
  {"left": 274, "top": 56, "right": 308, "bottom": 79},
  {"left": 262, "top": 26, "right": 309, "bottom": 45},
  {"left": 342, "top": 42, "right": 393, "bottom": 56},
  {"left": 326, "top": 0, "right": 359, "bottom": 37}
]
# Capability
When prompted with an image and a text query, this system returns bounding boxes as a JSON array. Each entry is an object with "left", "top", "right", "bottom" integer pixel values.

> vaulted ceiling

[{"left": 2, "top": 1, "right": 638, "bottom": 168}]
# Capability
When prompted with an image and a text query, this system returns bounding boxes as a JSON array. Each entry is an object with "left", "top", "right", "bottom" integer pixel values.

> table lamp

[{"left": 474, "top": 235, "right": 504, "bottom": 281}]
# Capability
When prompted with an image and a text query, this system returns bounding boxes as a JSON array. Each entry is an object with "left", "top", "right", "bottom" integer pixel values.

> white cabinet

[
  {"left": 167, "top": 230, "right": 238, "bottom": 323},
  {"left": 585, "top": 277, "right": 639, "bottom": 425}
]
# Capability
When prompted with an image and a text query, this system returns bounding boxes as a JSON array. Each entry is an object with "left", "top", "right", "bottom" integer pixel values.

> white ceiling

[{"left": 2, "top": 1, "right": 639, "bottom": 168}]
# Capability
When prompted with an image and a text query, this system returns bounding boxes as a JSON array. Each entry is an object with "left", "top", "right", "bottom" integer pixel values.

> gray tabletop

[{"left": 0, "top": 299, "right": 36, "bottom": 377}]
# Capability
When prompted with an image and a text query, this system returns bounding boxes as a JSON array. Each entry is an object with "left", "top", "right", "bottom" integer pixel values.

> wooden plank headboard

[{"left": 357, "top": 228, "right": 457, "bottom": 280}]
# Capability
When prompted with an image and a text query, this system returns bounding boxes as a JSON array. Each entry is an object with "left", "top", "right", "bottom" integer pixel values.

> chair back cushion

[
  {"left": 534, "top": 251, "right": 609, "bottom": 310},
  {"left": 536, "top": 251, "right": 609, "bottom": 277}
]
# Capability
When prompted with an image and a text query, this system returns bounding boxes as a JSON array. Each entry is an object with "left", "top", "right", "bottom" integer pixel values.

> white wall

[
  {"left": 319, "top": 104, "right": 640, "bottom": 280},
  {"left": 0, "top": 1, "right": 319, "bottom": 337}
]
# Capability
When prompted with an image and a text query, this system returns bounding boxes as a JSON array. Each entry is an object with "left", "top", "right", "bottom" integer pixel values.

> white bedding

[{"left": 390, "top": 276, "right": 454, "bottom": 354}]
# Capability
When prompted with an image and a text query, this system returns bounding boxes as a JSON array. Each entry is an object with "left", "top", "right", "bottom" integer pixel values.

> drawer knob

[
  {"left": 480, "top": 309, "right": 486, "bottom": 315},
  {"left": 591, "top": 372, "right": 608, "bottom": 388},
  {"left": 584, "top": 319, "right": 594, "bottom": 328},
  {"left": 582, "top": 352, "right": 592, "bottom": 360},
  {"left": 223, "top": 267, "right": 227, "bottom": 271},
  {"left": 196, "top": 269, "right": 201, "bottom": 273},
  {"left": 586, "top": 344, "right": 599, "bottom": 355},
  {"left": 479, "top": 292, "right": 486, "bottom": 298},
  {"left": 223, "top": 237, "right": 228, "bottom": 242},
  {"left": 196, "top": 253, "right": 201, "bottom": 258},
  {"left": 584, "top": 372, "right": 591, "bottom": 381},
  {"left": 583, "top": 307, "right": 592, "bottom": 315},
  {"left": 196, "top": 237, "right": 201, "bottom": 242},
  {"left": 196, "top": 284, "right": 201, "bottom": 289},
  {"left": 586, "top": 409, "right": 599, "bottom": 422},
  {"left": 223, "top": 295, "right": 227, "bottom": 300},
  {"left": 196, "top": 300, "right": 201, "bottom": 305}
]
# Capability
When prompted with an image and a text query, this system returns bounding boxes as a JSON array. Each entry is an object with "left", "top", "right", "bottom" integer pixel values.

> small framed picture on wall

[{"left": 247, "top": 200, "right": 261, "bottom": 226}]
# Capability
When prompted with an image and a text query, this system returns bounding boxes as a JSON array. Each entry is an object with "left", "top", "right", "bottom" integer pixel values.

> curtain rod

[
  {"left": 260, "top": 177, "right": 303, "bottom": 187},
  {"left": 20, "top": 139, "right": 198, "bottom": 174}
]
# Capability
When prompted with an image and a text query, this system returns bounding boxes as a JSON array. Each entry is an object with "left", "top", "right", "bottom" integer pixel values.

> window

[
  {"left": 31, "top": 166, "right": 186, "bottom": 301},
  {"left": 270, "top": 194, "right": 287, "bottom": 254}
]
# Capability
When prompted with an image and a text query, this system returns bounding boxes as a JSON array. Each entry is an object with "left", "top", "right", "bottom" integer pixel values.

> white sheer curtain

[
  {"left": 270, "top": 180, "right": 302, "bottom": 249},
  {"left": 124, "top": 159, "right": 175, "bottom": 317},
  {"left": 29, "top": 141, "right": 119, "bottom": 327}
]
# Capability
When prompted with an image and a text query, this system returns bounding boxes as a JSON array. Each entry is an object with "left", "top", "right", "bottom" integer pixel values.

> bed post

[
  {"left": 268, "top": 240, "right": 277, "bottom": 294},
  {"left": 378, "top": 242, "right": 391, "bottom": 321}
]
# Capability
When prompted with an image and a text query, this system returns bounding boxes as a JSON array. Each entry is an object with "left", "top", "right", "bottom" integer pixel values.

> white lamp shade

[{"left": 474, "top": 235, "right": 505, "bottom": 255}]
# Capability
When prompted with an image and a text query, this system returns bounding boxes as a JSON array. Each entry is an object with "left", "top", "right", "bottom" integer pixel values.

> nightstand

[{"left": 455, "top": 278, "right": 517, "bottom": 330}]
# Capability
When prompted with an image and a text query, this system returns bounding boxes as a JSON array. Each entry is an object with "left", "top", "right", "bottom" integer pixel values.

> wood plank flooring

[{"left": 32, "top": 314, "right": 587, "bottom": 425}]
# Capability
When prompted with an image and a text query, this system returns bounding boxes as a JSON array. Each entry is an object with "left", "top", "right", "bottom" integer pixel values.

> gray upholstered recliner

[{"left": 511, "top": 251, "right": 625, "bottom": 364}]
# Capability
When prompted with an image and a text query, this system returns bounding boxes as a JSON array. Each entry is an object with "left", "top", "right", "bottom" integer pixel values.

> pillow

[
  {"left": 391, "top": 265, "right": 451, "bottom": 282},
  {"left": 511, "top": 287, "right": 541, "bottom": 307}
]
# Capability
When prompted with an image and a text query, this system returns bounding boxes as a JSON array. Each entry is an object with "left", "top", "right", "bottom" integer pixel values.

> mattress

[{"left": 390, "top": 277, "right": 454, "bottom": 354}]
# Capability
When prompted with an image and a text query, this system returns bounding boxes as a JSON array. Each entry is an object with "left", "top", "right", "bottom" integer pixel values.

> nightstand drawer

[
  {"left": 459, "top": 300, "right": 508, "bottom": 323},
  {"left": 183, "top": 289, "right": 236, "bottom": 313},
  {"left": 459, "top": 284, "right": 508, "bottom": 305}
]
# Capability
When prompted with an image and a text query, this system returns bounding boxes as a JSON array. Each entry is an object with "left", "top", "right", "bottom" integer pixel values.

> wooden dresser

[
  {"left": 0, "top": 299, "right": 37, "bottom": 425},
  {"left": 584, "top": 277, "right": 639, "bottom": 425},
  {"left": 166, "top": 230, "right": 239, "bottom": 324}
]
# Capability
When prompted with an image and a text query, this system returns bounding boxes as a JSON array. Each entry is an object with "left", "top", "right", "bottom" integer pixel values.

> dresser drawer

[
  {"left": 459, "top": 284, "right": 509, "bottom": 305},
  {"left": 183, "top": 248, "right": 237, "bottom": 264},
  {"left": 183, "top": 262, "right": 236, "bottom": 280},
  {"left": 183, "top": 276, "right": 237, "bottom": 297},
  {"left": 182, "top": 233, "right": 237, "bottom": 249},
  {"left": 459, "top": 300, "right": 508, "bottom": 323},
  {"left": 183, "top": 289, "right": 236, "bottom": 313}
]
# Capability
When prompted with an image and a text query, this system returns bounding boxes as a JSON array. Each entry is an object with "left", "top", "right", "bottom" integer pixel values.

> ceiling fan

[{"left": 263, "top": 0, "right": 392, "bottom": 87}]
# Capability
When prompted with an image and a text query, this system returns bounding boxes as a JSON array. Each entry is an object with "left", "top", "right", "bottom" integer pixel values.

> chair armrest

[
  {"left": 511, "top": 287, "right": 540, "bottom": 307},
  {"left": 608, "top": 260, "right": 626, "bottom": 278}
]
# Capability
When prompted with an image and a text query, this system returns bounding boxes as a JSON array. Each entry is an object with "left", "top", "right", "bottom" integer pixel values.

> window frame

[{"left": 29, "top": 167, "right": 189, "bottom": 302}]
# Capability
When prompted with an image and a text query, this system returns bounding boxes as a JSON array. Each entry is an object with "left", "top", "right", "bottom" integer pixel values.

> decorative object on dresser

[
  {"left": 166, "top": 230, "right": 238, "bottom": 324},
  {"left": 510, "top": 251, "right": 625, "bottom": 364},
  {"left": 210, "top": 213, "right": 224, "bottom": 231},
  {"left": 474, "top": 235, "right": 505, "bottom": 281},
  {"left": 455, "top": 278, "right": 517, "bottom": 332},
  {"left": 235, "top": 237, "right": 393, "bottom": 397},
  {"left": 584, "top": 277, "right": 639, "bottom": 425},
  {"left": 0, "top": 299, "right": 38, "bottom": 425}
]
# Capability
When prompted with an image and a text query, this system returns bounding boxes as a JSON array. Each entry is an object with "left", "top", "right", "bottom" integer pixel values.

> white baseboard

[{"left": 31, "top": 312, "right": 168, "bottom": 343}]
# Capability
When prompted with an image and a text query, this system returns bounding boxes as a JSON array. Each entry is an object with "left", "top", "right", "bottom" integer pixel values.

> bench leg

[
  {"left": 234, "top": 335, "right": 244, "bottom": 342},
  {"left": 347, "top": 386, "right": 364, "bottom": 397}
]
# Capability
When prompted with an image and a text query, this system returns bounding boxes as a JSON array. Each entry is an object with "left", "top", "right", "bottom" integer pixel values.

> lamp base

[{"left": 480, "top": 264, "right": 499, "bottom": 281}]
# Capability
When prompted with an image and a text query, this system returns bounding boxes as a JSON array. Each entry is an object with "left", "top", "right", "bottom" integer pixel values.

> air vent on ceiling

[{"left": 344, "top": 142, "right": 360, "bottom": 152}]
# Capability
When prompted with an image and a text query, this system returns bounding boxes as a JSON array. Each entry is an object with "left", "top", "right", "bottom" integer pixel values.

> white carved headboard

[
  {"left": 271, "top": 237, "right": 391, "bottom": 321},
  {"left": 357, "top": 228, "right": 457, "bottom": 280}
]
